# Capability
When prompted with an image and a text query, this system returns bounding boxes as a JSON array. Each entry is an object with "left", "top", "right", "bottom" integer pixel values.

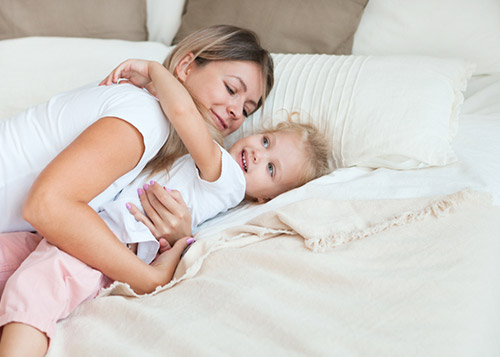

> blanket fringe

[{"left": 305, "top": 189, "right": 490, "bottom": 252}]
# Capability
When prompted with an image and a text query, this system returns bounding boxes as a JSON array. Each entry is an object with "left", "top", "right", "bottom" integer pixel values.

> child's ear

[{"left": 175, "top": 52, "right": 196, "bottom": 82}]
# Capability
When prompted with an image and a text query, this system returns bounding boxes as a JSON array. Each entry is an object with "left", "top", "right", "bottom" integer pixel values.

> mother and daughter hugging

[{"left": 0, "top": 25, "right": 331, "bottom": 356}]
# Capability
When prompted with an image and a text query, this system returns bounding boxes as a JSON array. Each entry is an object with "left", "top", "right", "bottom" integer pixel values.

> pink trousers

[{"left": 0, "top": 232, "right": 111, "bottom": 339}]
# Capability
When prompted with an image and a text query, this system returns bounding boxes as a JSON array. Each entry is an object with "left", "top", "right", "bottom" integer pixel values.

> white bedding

[
  {"left": 1, "top": 39, "right": 498, "bottom": 355},
  {"left": 197, "top": 74, "right": 500, "bottom": 239},
  {"left": 1, "top": 1, "right": 499, "bottom": 356}
]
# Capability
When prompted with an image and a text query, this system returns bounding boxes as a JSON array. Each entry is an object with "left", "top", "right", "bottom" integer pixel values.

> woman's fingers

[
  {"left": 144, "top": 182, "right": 193, "bottom": 242},
  {"left": 125, "top": 202, "right": 159, "bottom": 237},
  {"left": 125, "top": 181, "right": 193, "bottom": 243},
  {"left": 138, "top": 186, "right": 166, "bottom": 231}
]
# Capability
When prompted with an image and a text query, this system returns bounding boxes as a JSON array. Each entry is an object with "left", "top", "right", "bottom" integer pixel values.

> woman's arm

[
  {"left": 101, "top": 59, "right": 222, "bottom": 182},
  {"left": 23, "top": 117, "right": 172, "bottom": 294}
]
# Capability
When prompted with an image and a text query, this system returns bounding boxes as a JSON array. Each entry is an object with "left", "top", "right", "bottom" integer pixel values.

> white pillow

[
  {"left": 352, "top": 0, "right": 500, "bottom": 75},
  {"left": 0, "top": 37, "right": 171, "bottom": 120},
  {"left": 225, "top": 54, "right": 473, "bottom": 170},
  {"left": 146, "top": 0, "right": 185, "bottom": 45}
]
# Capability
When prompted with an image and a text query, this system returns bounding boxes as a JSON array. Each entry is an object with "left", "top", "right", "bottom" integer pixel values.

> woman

[{"left": 0, "top": 24, "right": 274, "bottom": 296}]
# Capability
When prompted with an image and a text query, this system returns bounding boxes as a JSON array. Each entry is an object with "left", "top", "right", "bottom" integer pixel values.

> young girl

[
  {"left": 0, "top": 24, "right": 273, "bottom": 355},
  {"left": 0, "top": 60, "right": 330, "bottom": 355},
  {"left": 0, "top": 24, "right": 274, "bottom": 295},
  {"left": 99, "top": 58, "right": 332, "bottom": 251}
]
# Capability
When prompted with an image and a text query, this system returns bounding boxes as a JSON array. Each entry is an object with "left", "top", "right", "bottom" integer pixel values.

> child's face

[
  {"left": 229, "top": 131, "right": 308, "bottom": 201},
  {"left": 177, "top": 57, "right": 264, "bottom": 137}
]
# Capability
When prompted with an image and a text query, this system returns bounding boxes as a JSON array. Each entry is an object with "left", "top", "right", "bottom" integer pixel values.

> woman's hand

[
  {"left": 99, "top": 59, "right": 158, "bottom": 96},
  {"left": 127, "top": 181, "right": 193, "bottom": 246}
]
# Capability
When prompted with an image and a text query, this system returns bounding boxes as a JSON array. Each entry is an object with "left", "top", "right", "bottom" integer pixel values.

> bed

[{"left": 1, "top": 0, "right": 499, "bottom": 355}]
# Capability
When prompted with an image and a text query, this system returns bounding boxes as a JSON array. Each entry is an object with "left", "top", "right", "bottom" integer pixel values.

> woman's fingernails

[
  {"left": 163, "top": 186, "right": 171, "bottom": 192},
  {"left": 137, "top": 188, "right": 144, "bottom": 196},
  {"left": 186, "top": 238, "right": 195, "bottom": 245},
  {"left": 150, "top": 180, "right": 155, "bottom": 186},
  {"left": 143, "top": 183, "right": 149, "bottom": 190},
  {"left": 125, "top": 202, "right": 131, "bottom": 210}
]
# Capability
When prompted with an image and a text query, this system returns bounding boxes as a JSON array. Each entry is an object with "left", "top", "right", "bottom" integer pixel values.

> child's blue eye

[
  {"left": 267, "top": 163, "right": 275, "bottom": 177},
  {"left": 262, "top": 136, "right": 269, "bottom": 148}
]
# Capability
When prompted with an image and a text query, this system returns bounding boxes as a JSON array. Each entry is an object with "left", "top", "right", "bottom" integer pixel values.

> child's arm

[{"left": 101, "top": 59, "right": 222, "bottom": 182}]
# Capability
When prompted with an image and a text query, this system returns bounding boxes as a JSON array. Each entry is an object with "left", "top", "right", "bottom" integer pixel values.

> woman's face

[{"left": 176, "top": 55, "right": 264, "bottom": 137}]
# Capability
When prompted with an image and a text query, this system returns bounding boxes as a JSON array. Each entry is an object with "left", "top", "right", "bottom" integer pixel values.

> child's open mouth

[{"left": 241, "top": 150, "right": 248, "bottom": 172}]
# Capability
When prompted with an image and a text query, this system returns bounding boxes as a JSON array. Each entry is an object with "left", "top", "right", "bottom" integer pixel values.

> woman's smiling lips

[{"left": 211, "top": 110, "right": 227, "bottom": 130}]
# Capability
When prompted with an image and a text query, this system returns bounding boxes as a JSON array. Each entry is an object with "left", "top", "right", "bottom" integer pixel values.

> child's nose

[{"left": 252, "top": 148, "right": 261, "bottom": 163}]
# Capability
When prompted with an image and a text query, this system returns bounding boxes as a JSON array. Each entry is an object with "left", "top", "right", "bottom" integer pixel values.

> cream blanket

[{"left": 48, "top": 189, "right": 500, "bottom": 356}]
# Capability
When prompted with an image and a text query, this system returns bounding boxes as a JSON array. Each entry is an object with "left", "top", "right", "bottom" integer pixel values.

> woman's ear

[{"left": 175, "top": 52, "right": 196, "bottom": 82}]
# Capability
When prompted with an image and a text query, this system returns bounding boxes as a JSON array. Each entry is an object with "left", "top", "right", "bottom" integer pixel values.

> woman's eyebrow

[{"left": 230, "top": 75, "right": 247, "bottom": 91}]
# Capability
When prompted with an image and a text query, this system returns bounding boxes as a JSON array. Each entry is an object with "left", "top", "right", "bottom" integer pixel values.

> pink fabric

[
  {"left": 0, "top": 232, "right": 42, "bottom": 296},
  {"left": 0, "top": 232, "right": 111, "bottom": 339}
]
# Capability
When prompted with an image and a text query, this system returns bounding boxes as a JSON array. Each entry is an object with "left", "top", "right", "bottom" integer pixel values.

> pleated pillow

[{"left": 225, "top": 54, "right": 474, "bottom": 170}]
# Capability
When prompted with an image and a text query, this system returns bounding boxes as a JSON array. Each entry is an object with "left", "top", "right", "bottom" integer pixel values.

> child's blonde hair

[
  {"left": 259, "top": 113, "right": 332, "bottom": 192},
  {"left": 144, "top": 25, "right": 274, "bottom": 177}
]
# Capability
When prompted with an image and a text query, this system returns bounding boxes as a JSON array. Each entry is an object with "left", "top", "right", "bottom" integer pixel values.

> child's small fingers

[{"left": 158, "top": 238, "right": 171, "bottom": 253}]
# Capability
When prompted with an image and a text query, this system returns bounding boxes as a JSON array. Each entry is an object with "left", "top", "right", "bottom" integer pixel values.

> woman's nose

[{"left": 228, "top": 99, "right": 244, "bottom": 120}]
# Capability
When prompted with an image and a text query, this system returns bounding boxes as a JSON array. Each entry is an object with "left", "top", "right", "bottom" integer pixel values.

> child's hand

[
  {"left": 150, "top": 237, "right": 195, "bottom": 286},
  {"left": 158, "top": 238, "right": 171, "bottom": 254},
  {"left": 99, "top": 59, "right": 156, "bottom": 91}
]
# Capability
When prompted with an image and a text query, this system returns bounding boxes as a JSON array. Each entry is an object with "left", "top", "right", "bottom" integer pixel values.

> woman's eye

[
  {"left": 225, "top": 84, "right": 235, "bottom": 95},
  {"left": 262, "top": 136, "right": 269, "bottom": 148},
  {"left": 267, "top": 163, "right": 275, "bottom": 177},
  {"left": 243, "top": 108, "right": 249, "bottom": 117}
]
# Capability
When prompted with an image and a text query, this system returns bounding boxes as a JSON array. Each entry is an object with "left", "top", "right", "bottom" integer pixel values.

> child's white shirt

[{"left": 98, "top": 143, "right": 246, "bottom": 264}]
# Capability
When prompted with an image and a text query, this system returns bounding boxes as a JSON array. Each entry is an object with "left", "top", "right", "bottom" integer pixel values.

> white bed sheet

[{"left": 196, "top": 74, "right": 500, "bottom": 239}]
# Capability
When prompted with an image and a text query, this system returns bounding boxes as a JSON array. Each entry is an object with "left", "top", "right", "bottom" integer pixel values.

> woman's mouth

[{"left": 211, "top": 110, "right": 228, "bottom": 131}]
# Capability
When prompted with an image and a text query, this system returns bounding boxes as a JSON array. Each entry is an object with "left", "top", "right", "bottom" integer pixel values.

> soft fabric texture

[
  {"left": 146, "top": 0, "right": 185, "bottom": 45},
  {"left": 352, "top": 0, "right": 500, "bottom": 75},
  {"left": 226, "top": 54, "right": 474, "bottom": 170},
  {"left": 100, "top": 143, "right": 245, "bottom": 264},
  {"left": 0, "top": 234, "right": 111, "bottom": 340},
  {"left": 99, "top": 189, "right": 491, "bottom": 297},
  {"left": 46, "top": 190, "right": 500, "bottom": 356},
  {"left": 174, "top": 0, "right": 368, "bottom": 54},
  {"left": 0, "top": 84, "right": 169, "bottom": 232},
  {"left": 0, "top": 232, "right": 42, "bottom": 296},
  {"left": 0, "top": 0, "right": 147, "bottom": 41},
  {"left": 0, "top": 37, "right": 170, "bottom": 120}
]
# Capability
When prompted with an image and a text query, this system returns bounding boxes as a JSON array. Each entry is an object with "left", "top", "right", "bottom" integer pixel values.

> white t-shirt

[
  {"left": 0, "top": 83, "right": 170, "bottom": 232},
  {"left": 99, "top": 143, "right": 246, "bottom": 264}
]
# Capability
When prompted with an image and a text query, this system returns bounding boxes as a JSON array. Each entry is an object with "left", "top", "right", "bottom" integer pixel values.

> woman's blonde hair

[
  {"left": 259, "top": 113, "right": 332, "bottom": 191},
  {"left": 144, "top": 25, "right": 274, "bottom": 176}
]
